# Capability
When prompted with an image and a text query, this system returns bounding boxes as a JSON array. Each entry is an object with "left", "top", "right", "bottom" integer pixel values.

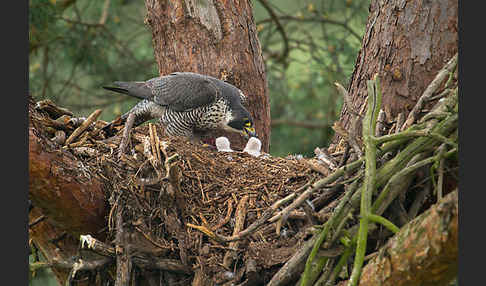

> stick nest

[{"left": 30, "top": 98, "right": 341, "bottom": 283}]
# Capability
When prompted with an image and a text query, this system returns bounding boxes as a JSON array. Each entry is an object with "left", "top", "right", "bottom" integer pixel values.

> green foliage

[
  {"left": 29, "top": 0, "right": 370, "bottom": 157},
  {"left": 29, "top": 0, "right": 157, "bottom": 118},
  {"left": 253, "top": 0, "right": 370, "bottom": 156},
  {"left": 29, "top": 0, "right": 63, "bottom": 54}
]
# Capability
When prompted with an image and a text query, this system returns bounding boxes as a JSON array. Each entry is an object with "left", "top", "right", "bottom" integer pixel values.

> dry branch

[
  {"left": 223, "top": 195, "right": 249, "bottom": 268},
  {"left": 65, "top": 109, "right": 102, "bottom": 145}
]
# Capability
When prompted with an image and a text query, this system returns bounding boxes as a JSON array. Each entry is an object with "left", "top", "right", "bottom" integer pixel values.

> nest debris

[{"left": 30, "top": 98, "right": 348, "bottom": 284}]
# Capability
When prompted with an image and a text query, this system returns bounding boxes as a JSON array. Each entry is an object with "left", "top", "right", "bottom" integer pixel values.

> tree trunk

[
  {"left": 333, "top": 0, "right": 458, "bottom": 144},
  {"left": 144, "top": 0, "right": 270, "bottom": 152}
]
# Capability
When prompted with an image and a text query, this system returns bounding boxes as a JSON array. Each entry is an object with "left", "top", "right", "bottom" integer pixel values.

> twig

[
  {"left": 117, "top": 112, "right": 135, "bottom": 158},
  {"left": 381, "top": 112, "right": 404, "bottom": 161},
  {"left": 132, "top": 256, "right": 192, "bottom": 274},
  {"left": 257, "top": 0, "right": 289, "bottom": 64},
  {"left": 300, "top": 180, "right": 360, "bottom": 286},
  {"left": 99, "top": 0, "right": 110, "bottom": 25},
  {"left": 266, "top": 235, "right": 318, "bottom": 286},
  {"left": 49, "top": 256, "right": 112, "bottom": 285},
  {"left": 271, "top": 158, "right": 363, "bottom": 225},
  {"left": 338, "top": 144, "right": 350, "bottom": 167},
  {"left": 115, "top": 202, "right": 132, "bottom": 286},
  {"left": 401, "top": 53, "right": 458, "bottom": 131},
  {"left": 35, "top": 99, "right": 73, "bottom": 118},
  {"left": 65, "top": 109, "right": 102, "bottom": 145},
  {"left": 373, "top": 129, "right": 457, "bottom": 148},
  {"left": 80, "top": 234, "right": 116, "bottom": 257},
  {"left": 187, "top": 190, "right": 298, "bottom": 243},
  {"left": 334, "top": 82, "right": 360, "bottom": 117},
  {"left": 29, "top": 215, "right": 46, "bottom": 228},
  {"left": 135, "top": 226, "right": 171, "bottom": 250},
  {"left": 407, "top": 178, "right": 431, "bottom": 219},
  {"left": 257, "top": 15, "right": 362, "bottom": 41},
  {"left": 348, "top": 74, "right": 381, "bottom": 286},
  {"left": 395, "top": 112, "right": 405, "bottom": 134},
  {"left": 211, "top": 199, "right": 234, "bottom": 231},
  {"left": 148, "top": 123, "right": 161, "bottom": 166},
  {"left": 367, "top": 214, "right": 399, "bottom": 234},
  {"left": 79, "top": 234, "right": 191, "bottom": 274},
  {"left": 420, "top": 87, "right": 458, "bottom": 126},
  {"left": 223, "top": 195, "right": 249, "bottom": 268},
  {"left": 318, "top": 243, "right": 353, "bottom": 286},
  {"left": 334, "top": 82, "right": 364, "bottom": 157},
  {"left": 298, "top": 257, "right": 330, "bottom": 286},
  {"left": 436, "top": 146, "right": 446, "bottom": 201},
  {"left": 375, "top": 109, "right": 386, "bottom": 136},
  {"left": 187, "top": 208, "right": 274, "bottom": 244},
  {"left": 372, "top": 148, "right": 457, "bottom": 216}
]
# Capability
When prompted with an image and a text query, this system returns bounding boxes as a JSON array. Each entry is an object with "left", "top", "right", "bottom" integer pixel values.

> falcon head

[
  {"left": 221, "top": 100, "right": 256, "bottom": 139},
  {"left": 227, "top": 116, "right": 256, "bottom": 139},
  {"left": 208, "top": 79, "right": 257, "bottom": 139}
]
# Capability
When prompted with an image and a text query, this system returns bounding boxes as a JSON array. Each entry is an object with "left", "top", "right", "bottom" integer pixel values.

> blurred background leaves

[{"left": 29, "top": 0, "right": 370, "bottom": 158}]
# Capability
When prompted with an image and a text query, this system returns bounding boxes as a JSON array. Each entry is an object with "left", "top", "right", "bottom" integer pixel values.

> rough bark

[
  {"left": 144, "top": 0, "right": 270, "bottom": 152},
  {"left": 334, "top": 0, "right": 458, "bottom": 143},
  {"left": 358, "top": 190, "right": 458, "bottom": 286}
]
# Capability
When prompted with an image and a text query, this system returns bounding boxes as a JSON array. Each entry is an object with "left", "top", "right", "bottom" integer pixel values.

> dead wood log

[
  {"left": 29, "top": 207, "right": 83, "bottom": 285},
  {"left": 358, "top": 190, "right": 458, "bottom": 286},
  {"left": 29, "top": 120, "right": 107, "bottom": 236}
]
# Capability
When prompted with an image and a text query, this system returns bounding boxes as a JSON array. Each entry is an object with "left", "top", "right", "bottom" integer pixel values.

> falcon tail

[
  {"left": 103, "top": 81, "right": 152, "bottom": 100},
  {"left": 102, "top": 86, "right": 130, "bottom": 95}
]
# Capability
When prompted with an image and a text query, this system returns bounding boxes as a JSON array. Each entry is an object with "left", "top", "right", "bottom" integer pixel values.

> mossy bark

[{"left": 358, "top": 190, "right": 458, "bottom": 286}]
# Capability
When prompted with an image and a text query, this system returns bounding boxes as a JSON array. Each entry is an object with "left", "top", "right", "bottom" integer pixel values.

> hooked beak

[{"left": 244, "top": 126, "right": 257, "bottom": 139}]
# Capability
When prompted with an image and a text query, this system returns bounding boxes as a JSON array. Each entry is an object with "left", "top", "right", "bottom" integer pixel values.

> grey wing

[{"left": 149, "top": 72, "right": 219, "bottom": 112}]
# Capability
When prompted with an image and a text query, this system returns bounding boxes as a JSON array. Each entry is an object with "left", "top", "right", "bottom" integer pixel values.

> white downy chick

[
  {"left": 243, "top": 137, "right": 262, "bottom": 157},
  {"left": 215, "top": 136, "right": 233, "bottom": 152}
]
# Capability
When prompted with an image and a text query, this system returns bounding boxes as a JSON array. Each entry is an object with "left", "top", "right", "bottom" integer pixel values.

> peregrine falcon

[{"left": 102, "top": 72, "right": 256, "bottom": 140}]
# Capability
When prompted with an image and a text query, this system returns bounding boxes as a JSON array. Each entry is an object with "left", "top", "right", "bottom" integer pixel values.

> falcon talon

[{"left": 103, "top": 72, "right": 256, "bottom": 143}]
